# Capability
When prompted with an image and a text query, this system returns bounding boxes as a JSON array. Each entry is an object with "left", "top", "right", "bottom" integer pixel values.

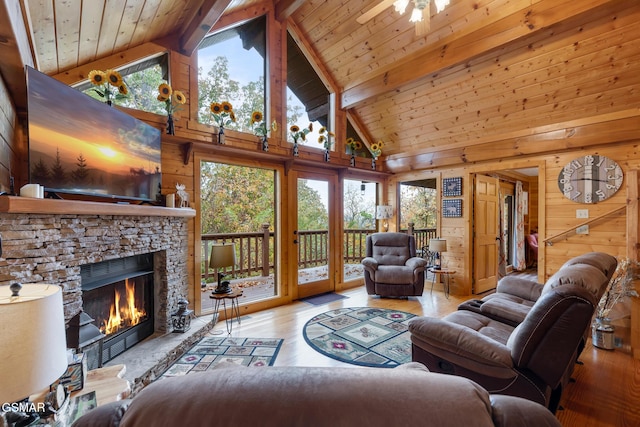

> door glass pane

[{"left": 297, "top": 178, "right": 329, "bottom": 284}]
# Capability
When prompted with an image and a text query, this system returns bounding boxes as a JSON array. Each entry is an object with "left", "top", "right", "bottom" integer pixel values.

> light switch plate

[
  {"left": 576, "top": 225, "right": 589, "bottom": 234},
  {"left": 576, "top": 209, "right": 589, "bottom": 219}
]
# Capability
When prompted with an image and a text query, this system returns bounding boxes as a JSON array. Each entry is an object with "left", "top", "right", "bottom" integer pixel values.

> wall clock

[{"left": 557, "top": 155, "right": 623, "bottom": 204}]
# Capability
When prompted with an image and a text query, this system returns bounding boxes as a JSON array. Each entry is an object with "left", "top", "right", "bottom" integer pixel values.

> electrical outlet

[
  {"left": 576, "top": 225, "right": 589, "bottom": 234},
  {"left": 576, "top": 209, "right": 589, "bottom": 219}
]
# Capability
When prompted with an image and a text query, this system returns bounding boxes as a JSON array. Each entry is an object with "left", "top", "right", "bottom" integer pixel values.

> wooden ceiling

[{"left": 7, "top": 0, "right": 640, "bottom": 172}]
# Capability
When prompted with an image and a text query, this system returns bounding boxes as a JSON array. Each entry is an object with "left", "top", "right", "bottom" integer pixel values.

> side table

[
  {"left": 31, "top": 364, "right": 130, "bottom": 407},
  {"left": 428, "top": 268, "right": 456, "bottom": 299},
  {"left": 210, "top": 288, "right": 243, "bottom": 334}
]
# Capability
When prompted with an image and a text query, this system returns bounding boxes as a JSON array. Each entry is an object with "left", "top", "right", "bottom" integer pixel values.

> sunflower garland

[
  {"left": 251, "top": 111, "right": 278, "bottom": 137},
  {"left": 157, "top": 83, "right": 187, "bottom": 115},
  {"left": 210, "top": 101, "right": 236, "bottom": 127},
  {"left": 88, "top": 69, "right": 128, "bottom": 104}
]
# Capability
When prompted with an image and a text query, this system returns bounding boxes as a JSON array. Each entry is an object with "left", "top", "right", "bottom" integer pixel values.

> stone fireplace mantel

[{"left": 0, "top": 196, "right": 196, "bottom": 218}]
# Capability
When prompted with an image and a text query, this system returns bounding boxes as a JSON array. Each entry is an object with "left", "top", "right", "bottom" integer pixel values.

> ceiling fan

[{"left": 357, "top": 0, "right": 451, "bottom": 36}]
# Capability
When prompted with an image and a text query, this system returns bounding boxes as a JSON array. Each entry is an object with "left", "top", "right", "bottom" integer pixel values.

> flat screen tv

[{"left": 26, "top": 66, "right": 161, "bottom": 202}]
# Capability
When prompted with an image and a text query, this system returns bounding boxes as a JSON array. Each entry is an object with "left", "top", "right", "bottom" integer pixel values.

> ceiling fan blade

[
  {"left": 414, "top": 8, "right": 431, "bottom": 36},
  {"left": 357, "top": 0, "right": 397, "bottom": 25}
]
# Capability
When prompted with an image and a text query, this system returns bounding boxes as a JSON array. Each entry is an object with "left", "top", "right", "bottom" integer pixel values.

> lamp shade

[
  {"left": 376, "top": 205, "right": 393, "bottom": 220},
  {"left": 0, "top": 284, "right": 68, "bottom": 403},
  {"left": 209, "top": 243, "right": 236, "bottom": 269},
  {"left": 429, "top": 238, "right": 447, "bottom": 253}
]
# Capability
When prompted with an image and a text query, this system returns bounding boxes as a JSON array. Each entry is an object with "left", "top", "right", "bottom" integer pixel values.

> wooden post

[
  {"left": 262, "top": 223, "right": 270, "bottom": 277},
  {"left": 627, "top": 170, "right": 640, "bottom": 359}
]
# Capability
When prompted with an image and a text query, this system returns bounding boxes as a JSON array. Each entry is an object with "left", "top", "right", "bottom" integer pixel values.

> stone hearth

[{"left": 0, "top": 199, "right": 192, "bottom": 333}]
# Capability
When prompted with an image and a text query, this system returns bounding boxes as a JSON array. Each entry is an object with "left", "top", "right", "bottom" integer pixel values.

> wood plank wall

[
  {"left": 391, "top": 141, "right": 639, "bottom": 297},
  {"left": 0, "top": 73, "right": 19, "bottom": 193}
]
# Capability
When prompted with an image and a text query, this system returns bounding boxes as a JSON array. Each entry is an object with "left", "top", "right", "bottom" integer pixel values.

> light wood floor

[{"left": 222, "top": 285, "right": 640, "bottom": 426}]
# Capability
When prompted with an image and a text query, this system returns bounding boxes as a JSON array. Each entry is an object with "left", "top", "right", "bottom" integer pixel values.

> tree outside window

[{"left": 197, "top": 16, "right": 266, "bottom": 133}]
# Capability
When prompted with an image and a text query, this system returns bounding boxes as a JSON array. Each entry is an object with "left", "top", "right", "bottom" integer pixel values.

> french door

[{"left": 294, "top": 171, "right": 337, "bottom": 299}]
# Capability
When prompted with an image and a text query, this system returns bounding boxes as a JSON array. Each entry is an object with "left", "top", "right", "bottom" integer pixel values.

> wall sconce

[
  {"left": 428, "top": 238, "right": 447, "bottom": 269},
  {"left": 209, "top": 243, "right": 236, "bottom": 294},
  {"left": 376, "top": 205, "right": 393, "bottom": 232}
]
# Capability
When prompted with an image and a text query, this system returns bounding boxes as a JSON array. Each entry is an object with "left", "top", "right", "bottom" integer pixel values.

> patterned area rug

[
  {"left": 303, "top": 307, "right": 415, "bottom": 368},
  {"left": 160, "top": 336, "right": 283, "bottom": 379}
]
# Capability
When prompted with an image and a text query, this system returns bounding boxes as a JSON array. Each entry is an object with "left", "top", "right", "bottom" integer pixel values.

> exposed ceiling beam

[
  {"left": 0, "top": 0, "right": 35, "bottom": 109},
  {"left": 274, "top": 0, "right": 307, "bottom": 21},
  {"left": 178, "top": 0, "right": 233, "bottom": 56},
  {"left": 341, "top": 0, "right": 622, "bottom": 109}
]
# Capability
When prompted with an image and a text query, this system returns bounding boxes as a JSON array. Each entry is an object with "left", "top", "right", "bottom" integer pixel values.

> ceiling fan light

[
  {"left": 409, "top": 6, "right": 424, "bottom": 22},
  {"left": 394, "top": 0, "right": 410, "bottom": 14},
  {"left": 434, "top": 0, "right": 450, "bottom": 13}
]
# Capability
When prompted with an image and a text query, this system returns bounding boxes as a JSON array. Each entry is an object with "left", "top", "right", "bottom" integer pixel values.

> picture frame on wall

[
  {"left": 443, "top": 199, "right": 463, "bottom": 217},
  {"left": 443, "top": 177, "right": 462, "bottom": 197}
]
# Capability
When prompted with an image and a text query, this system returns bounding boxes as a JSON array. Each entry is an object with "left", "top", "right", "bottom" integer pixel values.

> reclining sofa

[
  {"left": 72, "top": 362, "right": 560, "bottom": 427},
  {"left": 409, "top": 252, "right": 616, "bottom": 413}
]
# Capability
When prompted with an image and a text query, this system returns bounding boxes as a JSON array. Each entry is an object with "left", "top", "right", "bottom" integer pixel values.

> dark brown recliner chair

[
  {"left": 458, "top": 252, "right": 617, "bottom": 326},
  {"left": 362, "top": 233, "right": 427, "bottom": 297},
  {"left": 408, "top": 261, "right": 611, "bottom": 413}
]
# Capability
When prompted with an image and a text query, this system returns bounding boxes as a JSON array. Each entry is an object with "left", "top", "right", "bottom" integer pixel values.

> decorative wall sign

[
  {"left": 443, "top": 177, "right": 462, "bottom": 197},
  {"left": 442, "top": 199, "right": 462, "bottom": 217}
]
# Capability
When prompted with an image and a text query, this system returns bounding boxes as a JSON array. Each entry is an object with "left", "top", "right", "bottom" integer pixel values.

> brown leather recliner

[
  {"left": 362, "top": 233, "right": 427, "bottom": 297},
  {"left": 409, "top": 261, "right": 611, "bottom": 413}
]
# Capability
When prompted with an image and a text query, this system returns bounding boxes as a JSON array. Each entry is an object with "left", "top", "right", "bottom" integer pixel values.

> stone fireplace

[
  {"left": 0, "top": 197, "right": 194, "bottom": 362},
  {"left": 81, "top": 254, "right": 156, "bottom": 365}
]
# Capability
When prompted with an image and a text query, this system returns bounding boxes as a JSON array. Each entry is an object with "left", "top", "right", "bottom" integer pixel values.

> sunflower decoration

[
  {"left": 88, "top": 69, "right": 128, "bottom": 105},
  {"left": 210, "top": 101, "right": 236, "bottom": 128},
  {"left": 346, "top": 137, "right": 362, "bottom": 154},
  {"left": 318, "top": 127, "right": 335, "bottom": 150},
  {"left": 289, "top": 123, "right": 312, "bottom": 143},
  {"left": 370, "top": 140, "right": 384, "bottom": 159},
  {"left": 251, "top": 111, "right": 278, "bottom": 137},
  {"left": 157, "top": 83, "right": 187, "bottom": 115}
]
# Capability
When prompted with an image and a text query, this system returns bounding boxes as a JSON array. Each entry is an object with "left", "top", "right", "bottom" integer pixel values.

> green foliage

[
  {"left": 400, "top": 185, "right": 437, "bottom": 229},
  {"left": 201, "top": 162, "right": 274, "bottom": 234},
  {"left": 343, "top": 182, "right": 375, "bottom": 229},
  {"left": 297, "top": 179, "right": 328, "bottom": 230},
  {"left": 120, "top": 65, "right": 166, "bottom": 114}
]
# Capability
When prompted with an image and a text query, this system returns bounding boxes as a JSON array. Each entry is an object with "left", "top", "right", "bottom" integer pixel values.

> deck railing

[{"left": 201, "top": 224, "right": 436, "bottom": 282}]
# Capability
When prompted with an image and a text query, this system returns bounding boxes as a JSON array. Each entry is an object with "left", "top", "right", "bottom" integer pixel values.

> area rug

[
  {"left": 302, "top": 307, "right": 415, "bottom": 368},
  {"left": 159, "top": 336, "right": 283, "bottom": 378},
  {"left": 300, "top": 292, "right": 349, "bottom": 306}
]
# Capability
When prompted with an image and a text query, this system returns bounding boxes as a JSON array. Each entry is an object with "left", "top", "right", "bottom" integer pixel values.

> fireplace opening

[{"left": 81, "top": 254, "right": 155, "bottom": 365}]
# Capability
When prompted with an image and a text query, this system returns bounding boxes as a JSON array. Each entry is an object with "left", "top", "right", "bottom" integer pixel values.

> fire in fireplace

[{"left": 81, "top": 254, "right": 155, "bottom": 366}]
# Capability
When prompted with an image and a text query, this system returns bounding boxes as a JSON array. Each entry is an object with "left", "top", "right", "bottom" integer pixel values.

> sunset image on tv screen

[{"left": 27, "top": 67, "right": 161, "bottom": 201}]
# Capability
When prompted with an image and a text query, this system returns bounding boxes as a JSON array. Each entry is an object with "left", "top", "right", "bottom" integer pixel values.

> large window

[
  {"left": 79, "top": 56, "right": 169, "bottom": 114},
  {"left": 287, "top": 32, "right": 331, "bottom": 148},
  {"left": 200, "top": 160, "right": 277, "bottom": 309},
  {"left": 197, "top": 16, "right": 266, "bottom": 132},
  {"left": 400, "top": 180, "right": 438, "bottom": 250},
  {"left": 343, "top": 180, "right": 376, "bottom": 281}
]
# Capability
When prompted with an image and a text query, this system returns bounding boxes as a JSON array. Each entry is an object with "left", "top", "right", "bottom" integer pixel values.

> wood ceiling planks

[{"left": 12, "top": 0, "right": 640, "bottom": 175}]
